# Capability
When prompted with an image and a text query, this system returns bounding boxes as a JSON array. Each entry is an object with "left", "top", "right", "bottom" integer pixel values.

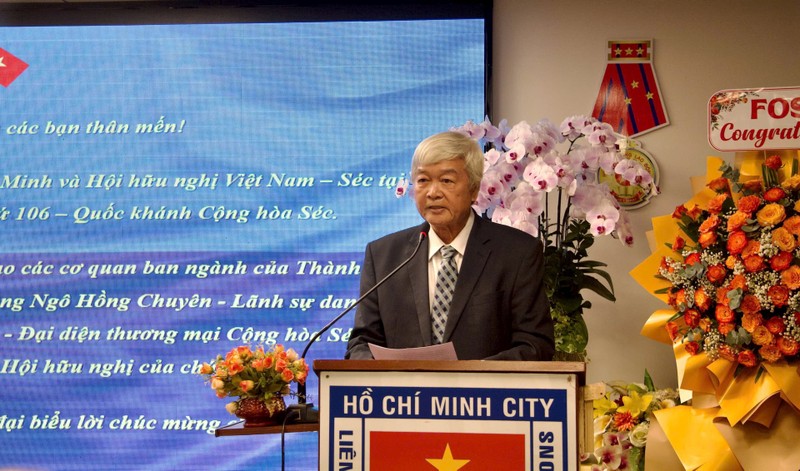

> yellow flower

[
  {"left": 617, "top": 390, "right": 653, "bottom": 418},
  {"left": 756, "top": 203, "right": 786, "bottom": 227},
  {"left": 772, "top": 226, "right": 796, "bottom": 252},
  {"left": 781, "top": 174, "right": 800, "bottom": 191},
  {"left": 593, "top": 396, "right": 618, "bottom": 418}
]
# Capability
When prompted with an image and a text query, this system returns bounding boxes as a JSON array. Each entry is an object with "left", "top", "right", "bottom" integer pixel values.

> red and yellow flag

[
  {"left": 592, "top": 40, "right": 669, "bottom": 137},
  {"left": 370, "top": 431, "right": 526, "bottom": 470}
]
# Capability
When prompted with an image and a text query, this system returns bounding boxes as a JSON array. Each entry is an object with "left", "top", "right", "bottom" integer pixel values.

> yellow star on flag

[{"left": 426, "top": 444, "right": 470, "bottom": 471}]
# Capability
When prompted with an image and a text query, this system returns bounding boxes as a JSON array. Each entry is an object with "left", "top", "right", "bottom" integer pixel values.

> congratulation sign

[
  {"left": 319, "top": 369, "right": 578, "bottom": 471},
  {"left": 708, "top": 86, "right": 800, "bottom": 151}
]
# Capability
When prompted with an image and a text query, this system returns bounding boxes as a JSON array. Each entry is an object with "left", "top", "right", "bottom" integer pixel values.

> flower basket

[
  {"left": 631, "top": 151, "right": 800, "bottom": 469},
  {"left": 199, "top": 344, "right": 308, "bottom": 426},
  {"left": 235, "top": 396, "right": 287, "bottom": 427}
]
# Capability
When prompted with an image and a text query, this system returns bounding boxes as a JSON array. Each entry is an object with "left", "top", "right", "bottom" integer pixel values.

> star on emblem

[
  {"left": 0, "top": 56, "right": 6, "bottom": 68},
  {"left": 426, "top": 444, "right": 470, "bottom": 471},
  {"left": 630, "top": 81, "right": 639, "bottom": 89}
]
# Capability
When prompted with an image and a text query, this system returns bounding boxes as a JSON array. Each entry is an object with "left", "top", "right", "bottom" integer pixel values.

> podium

[{"left": 315, "top": 360, "right": 585, "bottom": 471}]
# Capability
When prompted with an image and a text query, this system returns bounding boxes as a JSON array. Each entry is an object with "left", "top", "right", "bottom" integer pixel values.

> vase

[{"left": 235, "top": 396, "right": 286, "bottom": 427}]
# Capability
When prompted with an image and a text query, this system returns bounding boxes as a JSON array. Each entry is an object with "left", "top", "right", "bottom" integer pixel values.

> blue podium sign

[{"left": 317, "top": 361, "right": 582, "bottom": 471}]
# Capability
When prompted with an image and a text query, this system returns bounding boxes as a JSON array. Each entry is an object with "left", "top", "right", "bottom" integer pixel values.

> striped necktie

[{"left": 431, "top": 245, "right": 458, "bottom": 344}]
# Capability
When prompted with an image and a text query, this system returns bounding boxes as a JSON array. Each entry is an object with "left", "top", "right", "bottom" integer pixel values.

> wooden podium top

[{"left": 314, "top": 359, "right": 585, "bottom": 382}]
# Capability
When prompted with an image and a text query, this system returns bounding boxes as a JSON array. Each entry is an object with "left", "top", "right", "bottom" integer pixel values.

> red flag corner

[{"left": 0, "top": 48, "right": 29, "bottom": 87}]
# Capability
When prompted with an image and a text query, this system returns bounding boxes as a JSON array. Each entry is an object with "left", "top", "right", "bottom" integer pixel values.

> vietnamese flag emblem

[
  {"left": 0, "top": 48, "right": 29, "bottom": 87},
  {"left": 370, "top": 431, "right": 526, "bottom": 470}
]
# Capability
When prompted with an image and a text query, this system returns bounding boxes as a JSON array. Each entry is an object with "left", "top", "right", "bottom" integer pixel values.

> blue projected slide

[{"left": 0, "top": 19, "right": 485, "bottom": 470}]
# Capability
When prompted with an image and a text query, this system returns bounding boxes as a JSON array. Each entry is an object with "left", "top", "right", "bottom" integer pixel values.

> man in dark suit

[{"left": 345, "top": 131, "right": 554, "bottom": 361}]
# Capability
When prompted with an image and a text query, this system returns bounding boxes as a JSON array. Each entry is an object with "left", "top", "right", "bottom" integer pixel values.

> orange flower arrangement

[
  {"left": 199, "top": 344, "right": 309, "bottom": 414},
  {"left": 659, "top": 156, "right": 800, "bottom": 369}
]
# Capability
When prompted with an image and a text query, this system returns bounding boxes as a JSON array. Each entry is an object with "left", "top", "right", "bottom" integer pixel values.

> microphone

[{"left": 288, "top": 231, "right": 427, "bottom": 423}]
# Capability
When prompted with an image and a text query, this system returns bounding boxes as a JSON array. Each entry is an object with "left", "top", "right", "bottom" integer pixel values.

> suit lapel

[{"left": 442, "top": 216, "right": 490, "bottom": 343}]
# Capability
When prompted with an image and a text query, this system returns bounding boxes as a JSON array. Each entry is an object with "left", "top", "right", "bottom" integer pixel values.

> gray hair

[{"left": 411, "top": 131, "right": 484, "bottom": 192}]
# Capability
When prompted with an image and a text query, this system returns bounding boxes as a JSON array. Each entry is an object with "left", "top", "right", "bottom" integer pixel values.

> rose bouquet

[
  {"left": 585, "top": 372, "right": 679, "bottom": 471},
  {"left": 399, "top": 116, "right": 656, "bottom": 358},
  {"left": 660, "top": 155, "right": 800, "bottom": 369},
  {"left": 199, "top": 344, "right": 309, "bottom": 416}
]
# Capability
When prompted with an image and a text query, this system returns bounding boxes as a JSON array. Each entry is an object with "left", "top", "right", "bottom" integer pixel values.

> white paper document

[{"left": 368, "top": 342, "right": 458, "bottom": 360}]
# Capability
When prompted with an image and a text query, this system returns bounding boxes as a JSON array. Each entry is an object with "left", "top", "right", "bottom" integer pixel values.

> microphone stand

[{"left": 287, "top": 231, "right": 427, "bottom": 423}]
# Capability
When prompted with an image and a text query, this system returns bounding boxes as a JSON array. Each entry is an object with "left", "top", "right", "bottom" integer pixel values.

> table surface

[{"left": 214, "top": 420, "right": 319, "bottom": 437}]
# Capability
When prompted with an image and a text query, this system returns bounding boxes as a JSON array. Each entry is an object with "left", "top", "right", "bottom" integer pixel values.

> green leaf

[
  {"left": 553, "top": 295, "right": 583, "bottom": 313},
  {"left": 742, "top": 222, "right": 760, "bottom": 233},
  {"left": 580, "top": 275, "right": 616, "bottom": 301},
  {"left": 644, "top": 369, "right": 655, "bottom": 392},
  {"left": 575, "top": 260, "right": 609, "bottom": 269},
  {"left": 755, "top": 365, "right": 765, "bottom": 382},
  {"left": 726, "top": 288, "right": 743, "bottom": 310},
  {"left": 627, "top": 446, "right": 645, "bottom": 471},
  {"left": 582, "top": 267, "right": 614, "bottom": 291}
]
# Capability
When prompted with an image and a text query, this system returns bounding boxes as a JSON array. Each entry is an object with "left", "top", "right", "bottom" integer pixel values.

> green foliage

[
  {"left": 720, "top": 162, "right": 742, "bottom": 193},
  {"left": 676, "top": 212, "right": 702, "bottom": 244},
  {"left": 544, "top": 219, "right": 615, "bottom": 355},
  {"left": 643, "top": 369, "right": 655, "bottom": 392}
]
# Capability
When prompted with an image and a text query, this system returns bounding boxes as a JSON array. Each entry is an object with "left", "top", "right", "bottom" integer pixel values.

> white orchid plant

[{"left": 397, "top": 116, "right": 657, "bottom": 357}]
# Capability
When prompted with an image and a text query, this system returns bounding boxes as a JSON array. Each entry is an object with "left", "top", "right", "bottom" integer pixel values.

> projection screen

[{"left": 0, "top": 1, "right": 489, "bottom": 469}]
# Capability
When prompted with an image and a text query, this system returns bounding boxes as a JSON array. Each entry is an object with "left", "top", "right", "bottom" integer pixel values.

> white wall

[{"left": 493, "top": 0, "right": 800, "bottom": 386}]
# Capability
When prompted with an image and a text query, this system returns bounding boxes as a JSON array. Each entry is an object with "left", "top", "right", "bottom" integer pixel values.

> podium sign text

[{"left": 318, "top": 361, "right": 580, "bottom": 471}]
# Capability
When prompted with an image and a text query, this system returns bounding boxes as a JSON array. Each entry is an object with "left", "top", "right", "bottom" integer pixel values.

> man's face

[{"left": 413, "top": 158, "right": 478, "bottom": 242}]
